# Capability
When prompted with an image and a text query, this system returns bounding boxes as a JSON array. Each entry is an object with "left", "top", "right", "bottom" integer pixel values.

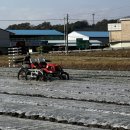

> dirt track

[{"left": 0, "top": 68, "right": 130, "bottom": 130}]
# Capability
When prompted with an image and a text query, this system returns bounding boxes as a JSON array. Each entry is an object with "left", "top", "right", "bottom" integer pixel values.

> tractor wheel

[
  {"left": 18, "top": 69, "right": 27, "bottom": 80},
  {"left": 26, "top": 70, "right": 31, "bottom": 80},
  {"left": 60, "top": 72, "right": 69, "bottom": 80},
  {"left": 36, "top": 74, "right": 47, "bottom": 81}
]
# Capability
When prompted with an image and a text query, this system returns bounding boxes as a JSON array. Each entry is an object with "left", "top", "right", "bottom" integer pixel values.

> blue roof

[
  {"left": 7, "top": 30, "right": 63, "bottom": 36},
  {"left": 76, "top": 31, "right": 109, "bottom": 38}
]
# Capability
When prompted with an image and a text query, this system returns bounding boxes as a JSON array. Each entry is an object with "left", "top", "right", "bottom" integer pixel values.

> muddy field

[{"left": 0, "top": 68, "right": 130, "bottom": 130}]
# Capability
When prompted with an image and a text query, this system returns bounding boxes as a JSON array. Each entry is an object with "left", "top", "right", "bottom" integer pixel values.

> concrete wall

[
  {"left": 109, "top": 31, "right": 122, "bottom": 42},
  {"left": 109, "top": 19, "right": 130, "bottom": 48},
  {"left": 110, "top": 42, "right": 130, "bottom": 48},
  {"left": 121, "top": 20, "right": 130, "bottom": 41}
]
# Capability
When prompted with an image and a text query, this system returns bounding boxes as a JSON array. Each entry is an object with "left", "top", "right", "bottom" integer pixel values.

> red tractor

[
  {"left": 18, "top": 58, "right": 69, "bottom": 81},
  {"left": 35, "top": 58, "right": 69, "bottom": 81}
]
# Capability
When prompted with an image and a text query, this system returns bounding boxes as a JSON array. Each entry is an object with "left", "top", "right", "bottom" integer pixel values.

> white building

[
  {"left": 68, "top": 31, "right": 109, "bottom": 48},
  {"left": 68, "top": 31, "right": 89, "bottom": 41}
]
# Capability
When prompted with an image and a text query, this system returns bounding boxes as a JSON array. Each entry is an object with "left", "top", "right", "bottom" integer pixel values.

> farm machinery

[{"left": 17, "top": 58, "right": 69, "bottom": 81}]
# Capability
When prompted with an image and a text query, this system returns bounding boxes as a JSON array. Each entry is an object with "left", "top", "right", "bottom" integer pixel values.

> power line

[{"left": 0, "top": 19, "right": 64, "bottom": 21}]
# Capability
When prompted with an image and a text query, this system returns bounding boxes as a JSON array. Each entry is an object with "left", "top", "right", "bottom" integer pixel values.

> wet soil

[{"left": 0, "top": 67, "right": 130, "bottom": 130}]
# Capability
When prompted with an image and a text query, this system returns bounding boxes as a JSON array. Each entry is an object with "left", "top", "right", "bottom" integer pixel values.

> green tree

[
  {"left": 94, "top": 19, "right": 118, "bottom": 31},
  {"left": 35, "top": 22, "right": 52, "bottom": 29},
  {"left": 7, "top": 22, "right": 33, "bottom": 30},
  {"left": 71, "top": 20, "right": 89, "bottom": 31},
  {"left": 6, "top": 19, "right": 118, "bottom": 31}
]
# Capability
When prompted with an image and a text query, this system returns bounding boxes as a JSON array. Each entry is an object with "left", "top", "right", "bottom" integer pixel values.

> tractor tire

[
  {"left": 18, "top": 69, "right": 27, "bottom": 80},
  {"left": 36, "top": 74, "right": 47, "bottom": 81},
  {"left": 60, "top": 72, "right": 69, "bottom": 80},
  {"left": 26, "top": 70, "right": 31, "bottom": 80}
]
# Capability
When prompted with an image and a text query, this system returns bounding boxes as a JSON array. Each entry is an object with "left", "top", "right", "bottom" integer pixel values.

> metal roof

[
  {"left": 0, "top": 28, "right": 14, "bottom": 34},
  {"left": 76, "top": 31, "right": 109, "bottom": 38},
  {"left": 7, "top": 30, "right": 63, "bottom": 36}
]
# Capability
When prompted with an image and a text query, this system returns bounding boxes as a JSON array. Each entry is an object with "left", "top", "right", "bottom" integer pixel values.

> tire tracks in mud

[
  {"left": 0, "top": 69, "right": 130, "bottom": 130},
  {"left": 0, "top": 92, "right": 130, "bottom": 130},
  {"left": 0, "top": 91, "right": 130, "bottom": 106},
  {"left": 0, "top": 112, "right": 121, "bottom": 130},
  {"left": 0, "top": 94, "right": 129, "bottom": 130}
]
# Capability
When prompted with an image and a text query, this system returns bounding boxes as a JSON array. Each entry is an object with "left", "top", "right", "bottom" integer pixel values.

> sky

[{"left": 0, "top": 0, "right": 130, "bottom": 29}]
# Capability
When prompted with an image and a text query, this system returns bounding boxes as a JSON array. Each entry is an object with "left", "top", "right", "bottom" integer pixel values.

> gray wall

[
  {"left": 0, "top": 29, "right": 11, "bottom": 54},
  {"left": 0, "top": 29, "right": 11, "bottom": 47}
]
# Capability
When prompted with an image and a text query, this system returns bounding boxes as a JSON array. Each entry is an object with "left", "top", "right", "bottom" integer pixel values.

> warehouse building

[
  {"left": 7, "top": 30, "right": 109, "bottom": 51},
  {"left": 0, "top": 29, "right": 13, "bottom": 54},
  {"left": 7, "top": 29, "right": 64, "bottom": 53},
  {"left": 0, "top": 29, "right": 109, "bottom": 54},
  {"left": 68, "top": 31, "right": 109, "bottom": 49},
  {"left": 47, "top": 31, "right": 109, "bottom": 50},
  {"left": 108, "top": 18, "right": 130, "bottom": 48}
]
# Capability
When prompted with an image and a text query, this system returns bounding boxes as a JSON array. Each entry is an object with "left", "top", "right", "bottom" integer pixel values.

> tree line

[{"left": 6, "top": 19, "right": 118, "bottom": 32}]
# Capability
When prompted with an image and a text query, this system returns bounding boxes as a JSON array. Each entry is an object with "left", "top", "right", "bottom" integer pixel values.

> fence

[{"left": 8, "top": 47, "right": 22, "bottom": 67}]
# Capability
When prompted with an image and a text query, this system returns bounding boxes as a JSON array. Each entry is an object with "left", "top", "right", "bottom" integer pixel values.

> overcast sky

[{"left": 0, "top": 0, "right": 130, "bottom": 29}]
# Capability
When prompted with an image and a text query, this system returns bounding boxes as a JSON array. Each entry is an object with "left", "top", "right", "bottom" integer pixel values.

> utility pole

[
  {"left": 64, "top": 17, "right": 66, "bottom": 48},
  {"left": 66, "top": 14, "right": 69, "bottom": 54},
  {"left": 92, "top": 13, "right": 95, "bottom": 26}
]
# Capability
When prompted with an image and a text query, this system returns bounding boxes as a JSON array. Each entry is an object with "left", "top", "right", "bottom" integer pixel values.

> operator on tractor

[{"left": 23, "top": 52, "right": 31, "bottom": 68}]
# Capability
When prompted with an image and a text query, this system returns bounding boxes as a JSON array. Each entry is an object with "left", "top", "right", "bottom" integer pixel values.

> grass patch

[{"left": 1, "top": 49, "right": 130, "bottom": 70}]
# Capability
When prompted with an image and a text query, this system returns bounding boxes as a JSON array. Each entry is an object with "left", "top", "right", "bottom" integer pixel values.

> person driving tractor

[
  {"left": 23, "top": 52, "right": 31, "bottom": 68},
  {"left": 23, "top": 52, "right": 31, "bottom": 64}
]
